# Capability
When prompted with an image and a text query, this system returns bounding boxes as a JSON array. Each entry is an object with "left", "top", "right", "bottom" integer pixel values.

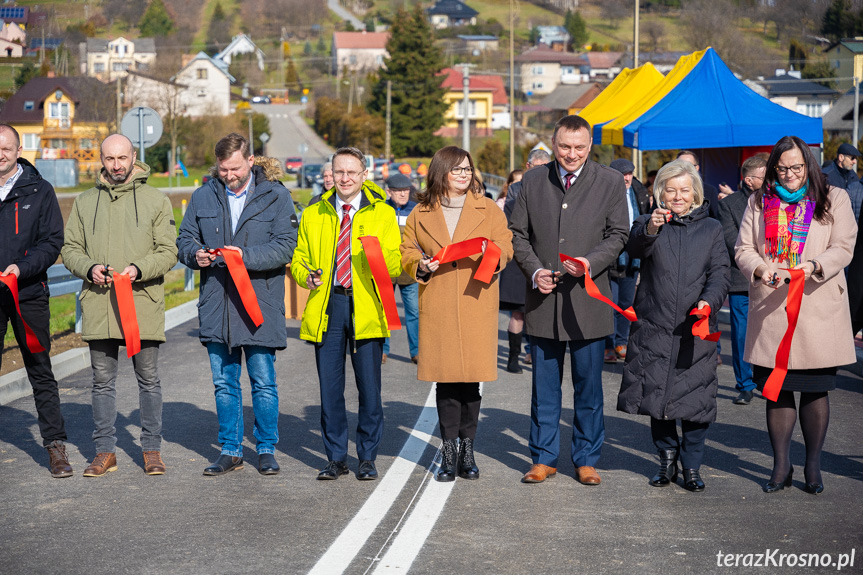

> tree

[
  {"left": 600, "top": 0, "right": 629, "bottom": 29},
  {"left": 475, "top": 139, "right": 508, "bottom": 177},
  {"left": 822, "top": 0, "right": 857, "bottom": 40},
  {"left": 103, "top": 0, "right": 148, "bottom": 29},
  {"left": 801, "top": 60, "right": 837, "bottom": 89},
  {"left": 139, "top": 0, "right": 175, "bottom": 37},
  {"left": 564, "top": 10, "right": 589, "bottom": 50},
  {"left": 641, "top": 20, "right": 666, "bottom": 53},
  {"left": 789, "top": 39, "right": 807, "bottom": 71},
  {"left": 206, "top": 1, "right": 231, "bottom": 54},
  {"left": 316, "top": 35, "right": 327, "bottom": 54},
  {"left": 14, "top": 62, "right": 41, "bottom": 89},
  {"left": 367, "top": 7, "right": 448, "bottom": 157}
]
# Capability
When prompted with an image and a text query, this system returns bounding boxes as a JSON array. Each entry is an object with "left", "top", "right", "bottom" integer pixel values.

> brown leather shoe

[
  {"left": 522, "top": 463, "right": 557, "bottom": 483},
  {"left": 143, "top": 451, "right": 166, "bottom": 475},
  {"left": 577, "top": 466, "right": 601, "bottom": 485},
  {"left": 83, "top": 452, "right": 118, "bottom": 477},
  {"left": 45, "top": 441, "right": 73, "bottom": 478}
]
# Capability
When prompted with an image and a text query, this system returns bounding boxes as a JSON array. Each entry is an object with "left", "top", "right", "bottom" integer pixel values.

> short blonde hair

[{"left": 653, "top": 159, "right": 704, "bottom": 213}]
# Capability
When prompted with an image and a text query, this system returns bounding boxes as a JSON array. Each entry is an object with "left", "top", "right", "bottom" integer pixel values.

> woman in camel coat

[
  {"left": 735, "top": 135, "right": 857, "bottom": 495},
  {"left": 401, "top": 146, "right": 513, "bottom": 482}
]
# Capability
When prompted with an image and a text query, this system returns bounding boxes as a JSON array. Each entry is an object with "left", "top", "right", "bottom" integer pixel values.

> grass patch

[{"left": 54, "top": 168, "right": 212, "bottom": 193}]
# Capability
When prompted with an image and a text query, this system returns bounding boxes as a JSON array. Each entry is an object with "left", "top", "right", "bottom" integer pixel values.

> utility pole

[
  {"left": 632, "top": 0, "right": 642, "bottom": 181},
  {"left": 461, "top": 64, "right": 471, "bottom": 153},
  {"left": 115, "top": 76, "right": 122, "bottom": 132},
  {"left": 385, "top": 80, "right": 392, "bottom": 161},
  {"left": 855, "top": 76, "right": 860, "bottom": 146},
  {"left": 509, "top": 0, "right": 515, "bottom": 172},
  {"left": 347, "top": 73, "right": 354, "bottom": 114},
  {"left": 247, "top": 110, "right": 255, "bottom": 156}
]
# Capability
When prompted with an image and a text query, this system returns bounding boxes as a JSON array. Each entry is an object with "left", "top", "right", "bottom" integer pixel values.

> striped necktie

[
  {"left": 335, "top": 204, "right": 352, "bottom": 288},
  {"left": 565, "top": 173, "right": 576, "bottom": 189}
]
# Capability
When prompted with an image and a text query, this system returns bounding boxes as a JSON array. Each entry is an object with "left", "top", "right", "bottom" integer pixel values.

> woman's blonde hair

[
  {"left": 653, "top": 159, "right": 704, "bottom": 213},
  {"left": 254, "top": 156, "right": 284, "bottom": 181}
]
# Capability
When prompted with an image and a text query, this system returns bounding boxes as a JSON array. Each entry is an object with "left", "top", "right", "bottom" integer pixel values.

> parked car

[
  {"left": 301, "top": 163, "right": 323, "bottom": 188},
  {"left": 251, "top": 95, "right": 271, "bottom": 104},
  {"left": 285, "top": 157, "right": 303, "bottom": 174}
]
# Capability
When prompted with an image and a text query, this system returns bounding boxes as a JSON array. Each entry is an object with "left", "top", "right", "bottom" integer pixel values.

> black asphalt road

[{"left": 2, "top": 307, "right": 862, "bottom": 574}]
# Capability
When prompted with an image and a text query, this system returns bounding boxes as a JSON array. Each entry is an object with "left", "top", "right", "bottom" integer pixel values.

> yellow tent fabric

[
  {"left": 578, "top": 63, "right": 664, "bottom": 128},
  {"left": 601, "top": 48, "right": 708, "bottom": 146}
]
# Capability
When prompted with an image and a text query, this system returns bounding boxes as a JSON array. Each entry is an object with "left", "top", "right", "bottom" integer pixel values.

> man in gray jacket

[
  {"left": 177, "top": 133, "right": 296, "bottom": 477},
  {"left": 510, "top": 115, "right": 630, "bottom": 485}
]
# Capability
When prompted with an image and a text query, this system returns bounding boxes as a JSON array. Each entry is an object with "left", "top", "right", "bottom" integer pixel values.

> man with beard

[
  {"left": 177, "top": 133, "right": 296, "bottom": 476},
  {"left": 62, "top": 134, "right": 178, "bottom": 476}
]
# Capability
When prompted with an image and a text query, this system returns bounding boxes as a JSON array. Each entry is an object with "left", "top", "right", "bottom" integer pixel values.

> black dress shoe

[
  {"left": 682, "top": 469, "right": 705, "bottom": 492},
  {"left": 763, "top": 466, "right": 793, "bottom": 493},
  {"left": 357, "top": 460, "right": 378, "bottom": 480},
  {"left": 203, "top": 455, "right": 244, "bottom": 476},
  {"left": 733, "top": 390, "right": 755, "bottom": 405},
  {"left": 317, "top": 460, "right": 349, "bottom": 480},
  {"left": 804, "top": 482, "right": 824, "bottom": 494},
  {"left": 649, "top": 448, "right": 679, "bottom": 487},
  {"left": 258, "top": 453, "right": 280, "bottom": 475}
]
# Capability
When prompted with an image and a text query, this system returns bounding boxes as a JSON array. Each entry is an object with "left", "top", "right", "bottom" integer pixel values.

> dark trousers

[
  {"left": 529, "top": 336, "right": 605, "bottom": 468},
  {"left": 728, "top": 292, "right": 754, "bottom": 392},
  {"left": 650, "top": 417, "right": 710, "bottom": 470},
  {"left": 314, "top": 291, "right": 384, "bottom": 462},
  {"left": 436, "top": 382, "right": 481, "bottom": 441},
  {"left": 0, "top": 288, "right": 66, "bottom": 446},
  {"left": 606, "top": 271, "right": 638, "bottom": 349}
]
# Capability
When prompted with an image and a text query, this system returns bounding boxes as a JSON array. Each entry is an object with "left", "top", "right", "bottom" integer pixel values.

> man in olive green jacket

[{"left": 61, "top": 134, "right": 178, "bottom": 477}]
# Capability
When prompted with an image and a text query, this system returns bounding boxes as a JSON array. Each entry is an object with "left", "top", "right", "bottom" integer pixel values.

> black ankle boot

[
  {"left": 683, "top": 468, "right": 705, "bottom": 492},
  {"left": 437, "top": 439, "right": 457, "bottom": 482},
  {"left": 506, "top": 332, "right": 523, "bottom": 374},
  {"left": 649, "top": 448, "right": 678, "bottom": 487},
  {"left": 457, "top": 438, "right": 479, "bottom": 480}
]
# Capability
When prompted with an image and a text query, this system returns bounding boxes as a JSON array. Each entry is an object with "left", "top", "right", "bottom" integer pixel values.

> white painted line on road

[
  {"left": 370, "top": 382, "right": 483, "bottom": 574},
  {"left": 308, "top": 385, "right": 439, "bottom": 575}
]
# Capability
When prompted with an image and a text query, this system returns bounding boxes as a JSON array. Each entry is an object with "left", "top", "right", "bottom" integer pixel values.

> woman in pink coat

[{"left": 735, "top": 135, "right": 857, "bottom": 495}]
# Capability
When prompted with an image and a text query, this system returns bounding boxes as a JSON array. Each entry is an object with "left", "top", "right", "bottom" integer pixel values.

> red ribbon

[
  {"left": 359, "top": 236, "right": 402, "bottom": 331},
  {"left": 215, "top": 248, "right": 263, "bottom": 327},
  {"left": 762, "top": 268, "right": 806, "bottom": 402},
  {"left": 558, "top": 253, "right": 638, "bottom": 321},
  {"left": 690, "top": 304, "right": 721, "bottom": 342},
  {"left": 112, "top": 273, "right": 142, "bottom": 358},
  {"left": 432, "top": 237, "right": 501, "bottom": 284},
  {"left": 0, "top": 274, "right": 46, "bottom": 354}
]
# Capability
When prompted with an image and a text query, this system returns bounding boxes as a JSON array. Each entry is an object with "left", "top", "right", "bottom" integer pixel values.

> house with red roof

[{"left": 436, "top": 67, "right": 508, "bottom": 137}]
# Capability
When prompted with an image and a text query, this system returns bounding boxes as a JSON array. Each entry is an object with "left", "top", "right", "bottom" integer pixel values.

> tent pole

[{"left": 854, "top": 76, "right": 859, "bottom": 147}]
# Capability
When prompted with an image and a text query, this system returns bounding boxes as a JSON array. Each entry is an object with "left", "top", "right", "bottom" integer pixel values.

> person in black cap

[
  {"left": 604, "top": 158, "right": 649, "bottom": 363},
  {"left": 383, "top": 173, "right": 419, "bottom": 364},
  {"left": 823, "top": 143, "right": 863, "bottom": 221}
]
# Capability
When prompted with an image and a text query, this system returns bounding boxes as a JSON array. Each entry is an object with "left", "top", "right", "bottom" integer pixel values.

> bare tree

[
  {"left": 681, "top": 0, "right": 767, "bottom": 77},
  {"left": 600, "top": 0, "right": 630, "bottom": 29},
  {"left": 642, "top": 20, "right": 666, "bottom": 53}
]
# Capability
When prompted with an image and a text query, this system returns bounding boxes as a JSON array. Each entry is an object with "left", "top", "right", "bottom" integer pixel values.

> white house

[
  {"left": 515, "top": 45, "right": 589, "bottom": 95},
  {"left": 0, "top": 21, "right": 26, "bottom": 44},
  {"left": 83, "top": 37, "right": 157, "bottom": 82},
  {"left": 0, "top": 37, "right": 22, "bottom": 58},
  {"left": 215, "top": 33, "right": 266, "bottom": 72},
  {"left": 331, "top": 31, "right": 389, "bottom": 77}
]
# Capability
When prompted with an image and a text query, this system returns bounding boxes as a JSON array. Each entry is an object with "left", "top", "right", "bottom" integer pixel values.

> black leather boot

[
  {"left": 506, "top": 332, "right": 523, "bottom": 374},
  {"left": 457, "top": 438, "right": 480, "bottom": 480},
  {"left": 683, "top": 468, "right": 705, "bottom": 492},
  {"left": 437, "top": 439, "right": 457, "bottom": 482},
  {"left": 649, "top": 448, "right": 679, "bottom": 487}
]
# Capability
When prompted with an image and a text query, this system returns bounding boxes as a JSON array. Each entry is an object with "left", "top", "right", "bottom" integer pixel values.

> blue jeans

[
  {"left": 529, "top": 336, "right": 605, "bottom": 468},
  {"left": 606, "top": 271, "right": 638, "bottom": 349},
  {"left": 316, "top": 291, "right": 384, "bottom": 462},
  {"left": 728, "top": 292, "right": 754, "bottom": 392},
  {"left": 206, "top": 343, "right": 279, "bottom": 457},
  {"left": 383, "top": 282, "right": 419, "bottom": 357}
]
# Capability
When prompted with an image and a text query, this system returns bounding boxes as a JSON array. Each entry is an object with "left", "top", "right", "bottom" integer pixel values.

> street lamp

[{"left": 246, "top": 109, "right": 255, "bottom": 156}]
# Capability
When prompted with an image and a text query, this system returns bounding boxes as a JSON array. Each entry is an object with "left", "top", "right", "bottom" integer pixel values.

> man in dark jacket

[
  {"left": 717, "top": 155, "right": 766, "bottom": 405},
  {"left": 177, "top": 133, "right": 297, "bottom": 477},
  {"left": 510, "top": 115, "right": 630, "bottom": 485},
  {"left": 0, "top": 124, "right": 72, "bottom": 478},
  {"left": 822, "top": 143, "right": 863, "bottom": 220},
  {"left": 604, "top": 158, "right": 649, "bottom": 363},
  {"left": 383, "top": 173, "right": 418, "bottom": 364}
]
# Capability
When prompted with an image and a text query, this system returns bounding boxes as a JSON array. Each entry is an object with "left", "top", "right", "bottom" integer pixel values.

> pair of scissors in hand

[{"left": 299, "top": 260, "right": 323, "bottom": 276}]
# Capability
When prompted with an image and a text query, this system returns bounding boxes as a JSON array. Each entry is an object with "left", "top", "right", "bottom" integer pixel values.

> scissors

[
  {"left": 412, "top": 240, "right": 430, "bottom": 260},
  {"left": 299, "top": 260, "right": 323, "bottom": 276}
]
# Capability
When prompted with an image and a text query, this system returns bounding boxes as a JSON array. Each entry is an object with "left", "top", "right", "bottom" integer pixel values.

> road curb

[{"left": 0, "top": 299, "right": 198, "bottom": 406}]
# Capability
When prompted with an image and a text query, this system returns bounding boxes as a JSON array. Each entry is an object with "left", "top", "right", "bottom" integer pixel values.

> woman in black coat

[{"left": 617, "top": 159, "right": 730, "bottom": 492}]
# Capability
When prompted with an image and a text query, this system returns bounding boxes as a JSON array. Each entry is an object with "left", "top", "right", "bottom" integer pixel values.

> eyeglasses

[
  {"left": 775, "top": 164, "right": 805, "bottom": 176},
  {"left": 334, "top": 170, "right": 365, "bottom": 180},
  {"left": 450, "top": 167, "right": 473, "bottom": 176}
]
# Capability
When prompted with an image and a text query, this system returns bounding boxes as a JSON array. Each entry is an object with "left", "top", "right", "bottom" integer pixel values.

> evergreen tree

[
  {"left": 564, "top": 10, "right": 589, "bottom": 50},
  {"left": 316, "top": 35, "right": 327, "bottom": 54},
  {"left": 139, "top": 0, "right": 174, "bottom": 37},
  {"left": 14, "top": 62, "right": 40, "bottom": 89},
  {"left": 206, "top": 1, "right": 231, "bottom": 53},
  {"left": 304, "top": 41, "right": 313, "bottom": 56},
  {"left": 368, "top": 7, "right": 448, "bottom": 157},
  {"left": 789, "top": 39, "right": 807, "bottom": 71},
  {"left": 822, "top": 0, "right": 856, "bottom": 40}
]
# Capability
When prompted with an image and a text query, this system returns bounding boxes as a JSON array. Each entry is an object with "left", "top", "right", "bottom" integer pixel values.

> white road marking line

[
  {"left": 308, "top": 386, "right": 438, "bottom": 575},
  {"left": 370, "top": 382, "right": 483, "bottom": 574}
]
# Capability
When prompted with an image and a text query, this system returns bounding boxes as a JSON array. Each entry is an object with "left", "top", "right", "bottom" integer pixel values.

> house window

[
  {"left": 94, "top": 62, "right": 105, "bottom": 73},
  {"left": 349, "top": 55, "right": 357, "bottom": 65},
  {"left": 47, "top": 138, "right": 66, "bottom": 148},
  {"left": 22, "top": 133, "right": 39, "bottom": 150},
  {"left": 79, "top": 138, "right": 97, "bottom": 150},
  {"left": 49, "top": 102, "right": 70, "bottom": 119},
  {"left": 458, "top": 100, "right": 477, "bottom": 117},
  {"left": 112, "top": 62, "right": 130, "bottom": 72},
  {"left": 197, "top": 88, "right": 207, "bottom": 97},
  {"left": 532, "top": 82, "right": 544, "bottom": 90},
  {"left": 532, "top": 66, "right": 544, "bottom": 75},
  {"left": 23, "top": 100, "right": 34, "bottom": 111},
  {"left": 196, "top": 68, "right": 208, "bottom": 79}
]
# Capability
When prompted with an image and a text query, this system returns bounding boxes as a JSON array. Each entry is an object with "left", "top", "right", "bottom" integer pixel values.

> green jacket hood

[{"left": 96, "top": 160, "right": 151, "bottom": 192}]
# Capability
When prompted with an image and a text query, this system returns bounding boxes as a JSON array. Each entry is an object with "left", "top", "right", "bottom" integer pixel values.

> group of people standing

[{"left": 1, "top": 116, "right": 856, "bottom": 497}]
